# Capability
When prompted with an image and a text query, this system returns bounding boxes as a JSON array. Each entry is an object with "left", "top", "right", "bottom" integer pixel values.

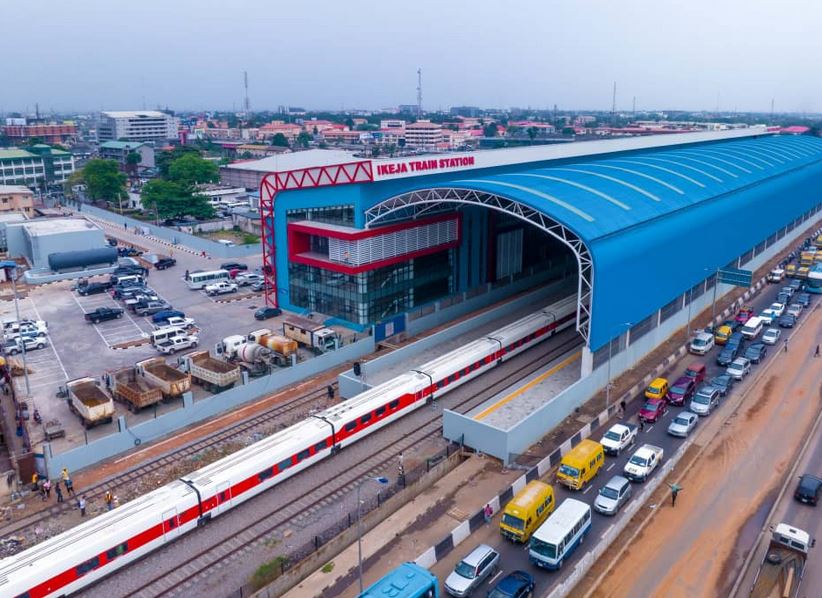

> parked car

[
  {"left": 85, "top": 307, "right": 124, "bottom": 324},
  {"left": 152, "top": 309, "right": 186, "bottom": 324},
  {"left": 154, "top": 257, "right": 177, "bottom": 270},
  {"left": 77, "top": 281, "right": 113, "bottom": 296},
  {"left": 4, "top": 320, "right": 48, "bottom": 338},
  {"left": 666, "top": 376, "right": 696, "bottom": 406},
  {"left": 761, "top": 327, "right": 781, "bottom": 346},
  {"left": 205, "top": 281, "right": 238, "bottom": 296},
  {"left": 743, "top": 342, "right": 768, "bottom": 364},
  {"left": 2, "top": 336, "right": 47, "bottom": 354},
  {"left": 778, "top": 313, "right": 797, "bottom": 328},
  {"left": 251, "top": 280, "right": 272, "bottom": 293},
  {"left": 726, "top": 357, "right": 752, "bottom": 380},
  {"left": 117, "top": 246, "right": 143, "bottom": 257},
  {"left": 254, "top": 306, "right": 282, "bottom": 320},
  {"left": 236, "top": 272, "right": 264, "bottom": 286},
  {"left": 487, "top": 570, "right": 535, "bottom": 598},
  {"left": 594, "top": 475, "right": 632, "bottom": 515},
  {"left": 135, "top": 301, "right": 173, "bottom": 316},
  {"left": 667, "top": 411, "right": 699, "bottom": 437},
  {"left": 768, "top": 302, "right": 786, "bottom": 317},
  {"left": 786, "top": 303, "right": 803, "bottom": 318},
  {"left": 709, "top": 374, "right": 735, "bottom": 397},
  {"left": 794, "top": 474, "right": 822, "bottom": 506},
  {"left": 220, "top": 262, "right": 248, "bottom": 272},
  {"left": 735, "top": 306, "right": 755, "bottom": 325},
  {"left": 716, "top": 345, "right": 738, "bottom": 366},
  {"left": 690, "top": 386, "right": 720, "bottom": 415},
  {"left": 444, "top": 544, "right": 500, "bottom": 597},
  {"left": 795, "top": 292, "right": 811, "bottom": 307},
  {"left": 639, "top": 398, "right": 667, "bottom": 423}
]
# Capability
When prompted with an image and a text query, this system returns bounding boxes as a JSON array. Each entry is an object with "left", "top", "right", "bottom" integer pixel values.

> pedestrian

[
  {"left": 184, "top": 269, "right": 190, "bottom": 281},
  {"left": 55, "top": 483, "right": 63, "bottom": 503},
  {"left": 784, "top": 338, "right": 788, "bottom": 353},
  {"left": 668, "top": 482, "right": 682, "bottom": 506},
  {"left": 31, "top": 472, "right": 39, "bottom": 491},
  {"left": 327, "top": 384, "right": 334, "bottom": 400},
  {"left": 815, "top": 344, "right": 820, "bottom": 358},
  {"left": 61, "top": 467, "right": 70, "bottom": 484},
  {"left": 483, "top": 503, "right": 493, "bottom": 524},
  {"left": 78, "top": 496, "right": 86, "bottom": 516},
  {"left": 124, "top": 222, "right": 127, "bottom": 230},
  {"left": 39, "top": 481, "right": 47, "bottom": 501},
  {"left": 619, "top": 399, "right": 627, "bottom": 419},
  {"left": 65, "top": 477, "right": 75, "bottom": 497},
  {"left": 638, "top": 417, "right": 645, "bottom": 432},
  {"left": 43, "top": 479, "right": 51, "bottom": 499},
  {"left": 104, "top": 490, "right": 113, "bottom": 511}
]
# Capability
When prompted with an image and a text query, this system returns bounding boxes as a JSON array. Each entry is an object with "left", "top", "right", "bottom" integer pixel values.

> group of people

[{"left": 30, "top": 467, "right": 116, "bottom": 516}]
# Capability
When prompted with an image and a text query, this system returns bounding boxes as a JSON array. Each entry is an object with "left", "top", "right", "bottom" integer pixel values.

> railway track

[
  {"left": 122, "top": 335, "right": 582, "bottom": 597},
  {"left": 0, "top": 383, "right": 337, "bottom": 539}
]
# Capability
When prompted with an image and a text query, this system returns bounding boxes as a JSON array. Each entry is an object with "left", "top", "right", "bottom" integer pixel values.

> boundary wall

[
  {"left": 42, "top": 336, "right": 375, "bottom": 477},
  {"left": 443, "top": 211, "right": 822, "bottom": 463}
]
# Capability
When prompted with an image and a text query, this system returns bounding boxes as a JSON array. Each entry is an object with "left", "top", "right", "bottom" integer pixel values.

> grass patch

[
  {"left": 321, "top": 561, "right": 335, "bottom": 574},
  {"left": 251, "top": 555, "right": 289, "bottom": 590}
]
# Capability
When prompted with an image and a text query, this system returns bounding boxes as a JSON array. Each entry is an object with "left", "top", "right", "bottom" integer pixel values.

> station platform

[{"left": 467, "top": 342, "right": 582, "bottom": 430}]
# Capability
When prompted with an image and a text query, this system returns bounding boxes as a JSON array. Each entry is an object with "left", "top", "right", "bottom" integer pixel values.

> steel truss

[{"left": 364, "top": 187, "right": 593, "bottom": 343}]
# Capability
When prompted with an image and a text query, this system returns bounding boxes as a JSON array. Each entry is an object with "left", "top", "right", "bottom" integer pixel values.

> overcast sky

[{"left": 3, "top": 0, "right": 821, "bottom": 114}]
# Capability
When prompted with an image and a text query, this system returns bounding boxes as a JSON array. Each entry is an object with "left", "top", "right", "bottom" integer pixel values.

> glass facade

[
  {"left": 289, "top": 251, "right": 454, "bottom": 324},
  {"left": 287, "top": 205, "right": 354, "bottom": 226}
]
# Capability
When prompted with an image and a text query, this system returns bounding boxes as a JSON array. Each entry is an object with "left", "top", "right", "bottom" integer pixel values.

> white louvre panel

[{"left": 328, "top": 218, "right": 457, "bottom": 266}]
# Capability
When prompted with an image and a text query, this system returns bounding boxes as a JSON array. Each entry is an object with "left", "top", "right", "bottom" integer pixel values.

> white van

[
  {"left": 741, "top": 316, "right": 764, "bottom": 339},
  {"left": 150, "top": 326, "right": 185, "bottom": 346},
  {"left": 112, "top": 274, "right": 143, "bottom": 286}
]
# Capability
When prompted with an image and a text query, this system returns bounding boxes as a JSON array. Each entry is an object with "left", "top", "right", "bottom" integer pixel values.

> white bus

[
  {"left": 186, "top": 269, "right": 230, "bottom": 290},
  {"left": 529, "top": 498, "right": 592, "bottom": 570}
]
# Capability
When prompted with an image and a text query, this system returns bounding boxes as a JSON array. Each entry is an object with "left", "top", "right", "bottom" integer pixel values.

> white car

[
  {"left": 689, "top": 332, "right": 715, "bottom": 355},
  {"left": 759, "top": 310, "right": 776, "bottom": 325},
  {"left": 726, "top": 357, "right": 752, "bottom": 380},
  {"left": 667, "top": 411, "right": 699, "bottom": 437},
  {"left": 236, "top": 272, "right": 264, "bottom": 287},
  {"left": 786, "top": 303, "right": 803, "bottom": 318},
  {"left": 761, "top": 327, "right": 781, "bottom": 345},
  {"left": 768, "top": 302, "right": 785, "bottom": 317},
  {"left": 3, "top": 319, "right": 48, "bottom": 336},
  {"left": 205, "top": 281, "right": 239, "bottom": 296}
]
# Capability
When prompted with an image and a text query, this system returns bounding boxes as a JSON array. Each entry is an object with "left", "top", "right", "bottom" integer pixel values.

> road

[{"left": 429, "top": 279, "right": 819, "bottom": 597}]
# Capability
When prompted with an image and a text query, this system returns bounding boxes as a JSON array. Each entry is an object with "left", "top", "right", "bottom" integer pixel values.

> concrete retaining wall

[{"left": 44, "top": 336, "right": 375, "bottom": 477}]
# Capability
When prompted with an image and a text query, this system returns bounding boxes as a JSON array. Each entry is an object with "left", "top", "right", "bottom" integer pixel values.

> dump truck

[
  {"left": 110, "top": 367, "right": 163, "bottom": 412},
  {"left": 180, "top": 350, "right": 241, "bottom": 392},
  {"left": 282, "top": 316, "right": 338, "bottom": 354},
  {"left": 65, "top": 377, "right": 115, "bottom": 428},
  {"left": 137, "top": 357, "right": 191, "bottom": 400},
  {"left": 748, "top": 522, "right": 814, "bottom": 598}
]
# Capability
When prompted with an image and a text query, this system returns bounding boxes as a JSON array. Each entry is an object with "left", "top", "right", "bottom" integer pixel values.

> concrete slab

[{"left": 468, "top": 346, "right": 582, "bottom": 430}]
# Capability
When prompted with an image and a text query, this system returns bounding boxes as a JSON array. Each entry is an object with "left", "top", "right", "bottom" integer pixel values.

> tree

[
  {"left": 527, "top": 127, "right": 538, "bottom": 142},
  {"left": 156, "top": 145, "right": 200, "bottom": 178},
  {"left": 140, "top": 179, "right": 214, "bottom": 220},
  {"left": 270, "top": 133, "right": 289, "bottom": 147},
  {"left": 167, "top": 153, "right": 219, "bottom": 187},
  {"left": 484, "top": 123, "right": 498, "bottom": 137},
  {"left": 81, "top": 159, "right": 127, "bottom": 202},
  {"left": 125, "top": 151, "right": 142, "bottom": 178},
  {"left": 371, "top": 145, "right": 381, "bottom": 158},
  {"left": 296, "top": 131, "right": 312, "bottom": 148}
]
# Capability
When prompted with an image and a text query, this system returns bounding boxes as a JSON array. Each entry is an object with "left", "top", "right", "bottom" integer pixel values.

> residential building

[
  {"left": 449, "top": 106, "right": 482, "bottom": 118},
  {"left": 0, "top": 185, "right": 35, "bottom": 217},
  {"left": 194, "top": 184, "right": 249, "bottom": 208},
  {"left": 0, "top": 146, "right": 75, "bottom": 187},
  {"left": 380, "top": 119, "right": 406, "bottom": 130},
  {"left": 97, "top": 111, "right": 180, "bottom": 142},
  {"left": 404, "top": 120, "right": 442, "bottom": 150},
  {"left": 98, "top": 141, "right": 156, "bottom": 170},
  {"left": 220, "top": 149, "right": 357, "bottom": 191},
  {"left": 235, "top": 144, "right": 291, "bottom": 158},
  {"left": 3, "top": 119, "right": 77, "bottom": 144},
  {"left": 258, "top": 121, "right": 302, "bottom": 142}
]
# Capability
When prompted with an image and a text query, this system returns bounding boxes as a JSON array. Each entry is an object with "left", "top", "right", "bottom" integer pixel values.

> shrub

[{"left": 251, "top": 555, "right": 289, "bottom": 590}]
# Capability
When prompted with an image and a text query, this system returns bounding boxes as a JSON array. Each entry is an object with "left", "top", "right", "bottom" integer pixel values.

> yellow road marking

[{"left": 474, "top": 351, "right": 581, "bottom": 420}]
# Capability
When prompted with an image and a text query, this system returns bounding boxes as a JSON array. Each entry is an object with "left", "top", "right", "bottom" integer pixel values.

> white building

[
  {"left": 98, "top": 111, "right": 180, "bottom": 142},
  {"left": 404, "top": 120, "right": 442, "bottom": 150}
]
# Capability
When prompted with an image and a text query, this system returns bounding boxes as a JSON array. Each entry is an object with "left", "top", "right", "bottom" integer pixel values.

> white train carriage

[
  {"left": 2, "top": 481, "right": 197, "bottom": 598},
  {"left": 412, "top": 337, "right": 500, "bottom": 400},
  {"left": 488, "top": 296, "right": 577, "bottom": 360}
]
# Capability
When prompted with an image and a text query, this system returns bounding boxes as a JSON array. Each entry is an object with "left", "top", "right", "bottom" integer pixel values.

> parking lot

[{"left": 71, "top": 290, "right": 152, "bottom": 347}]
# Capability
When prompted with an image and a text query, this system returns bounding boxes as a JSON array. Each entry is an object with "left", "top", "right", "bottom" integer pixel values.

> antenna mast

[
  {"left": 243, "top": 71, "right": 250, "bottom": 116},
  {"left": 416, "top": 68, "right": 423, "bottom": 117}
]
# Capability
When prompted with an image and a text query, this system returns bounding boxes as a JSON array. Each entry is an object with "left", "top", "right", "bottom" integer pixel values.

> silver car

[
  {"left": 726, "top": 357, "right": 751, "bottom": 380},
  {"left": 667, "top": 411, "right": 699, "bottom": 437},
  {"left": 444, "top": 543, "right": 500, "bottom": 597},
  {"left": 690, "top": 386, "right": 720, "bottom": 415},
  {"left": 594, "top": 475, "right": 632, "bottom": 515}
]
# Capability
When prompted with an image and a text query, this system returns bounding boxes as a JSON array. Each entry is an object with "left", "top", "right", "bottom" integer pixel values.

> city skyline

[{"left": 3, "top": 0, "right": 822, "bottom": 114}]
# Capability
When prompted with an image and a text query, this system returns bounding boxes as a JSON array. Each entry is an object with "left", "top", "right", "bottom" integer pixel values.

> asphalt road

[{"left": 431, "top": 276, "right": 819, "bottom": 597}]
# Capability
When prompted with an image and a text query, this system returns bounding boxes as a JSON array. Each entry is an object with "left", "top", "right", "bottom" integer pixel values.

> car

[
  {"left": 767, "top": 268, "right": 785, "bottom": 283},
  {"left": 444, "top": 543, "right": 500, "bottom": 597},
  {"left": 2, "top": 336, "right": 47, "bottom": 355},
  {"left": 689, "top": 332, "right": 714, "bottom": 355},
  {"left": 726, "top": 357, "right": 752, "bottom": 380},
  {"left": 716, "top": 345, "right": 738, "bottom": 366},
  {"left": 786, "top": 303, "right": 803, "bottom": 318},
  {"left": 768, "top": 302, "right": 786, "bottom": 317},
  {"left": 667, "top": 410, "right": 699, "bottom": 437},
  {"left": 780, "top": 286, "right": 795, "bottom": 298},
  {"left": 77, "top": 281, "right": 113, "bottom": 296},
  {"left": 714, "top": 324, "right": 733, "bottom": 345},
  {"left": 154, "top": 257, "right": 177, "bottom": 270},
  {"left": 135, "top": 301, "right": 173, "bottom": 316},
  {"left": 220, "top": 262, "right": 248, "bottom": 272},
  {"left": 795, "top": 292, "right": 811, "bottom": 307},
  {"left": 690, "top": 386, "right": 720, "bottom": 415},
  {"left": 726, "top": 332, "right": 745, "bottom": 351},
  {"left": 251, "top": 280, "right": 272, "bottom": 293},
  {"left": 639, "top": 398, "right": 667, "bottom": 423},
  {"left": 487, "top": 570, "right": 535, "bottom": 598},
  {"left": 152, "top": 309, "right": 186, "bottom": 324},
  {"left": 761, "top": 327, "right": 781, "bottom": 346},
  {"left": 84, "top": 307, "right": 124, "bottom": 324},
  {"left": 594, "top": 475, "right": 632, "bottom": 515},
  {"left": 777, "top": 313, "right": 797, "bottom": 328},
  {"left": 117, "top": 246, "right": 143, "bottom": 257},
  {"left": 776, "top": 292, "right": 791, "bottom": 306},
  {"left": 743, "top": 342, "right": 768, "bottom": 364},
  {"left": 666, "top": 376, "right": 696, "bottom": 406},
  {"left": 205, "top": 281, "right": 239, "bottom": 296},
  {"left": 254, "top": 306, "right": 282, "bottom": 320},
  {"left": 710, "top": 374, "right": 735, "bottom": 397},
  {"left": 788, "top": 278, "right": 803, "bottom": 292},
  {"left": 758, "top": 310, "right": 776, "bottom": 325},
  {"left": 735, "top": 306, "right": 755, "bottom": 325},
  {"left": 794, "top": 474, "right": 822, "bottom": 506},
  {"left": 236, "top": 272, "right": 264, "bottom": 286}
]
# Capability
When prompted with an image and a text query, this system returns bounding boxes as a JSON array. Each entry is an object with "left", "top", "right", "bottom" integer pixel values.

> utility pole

[
  {"left": 416, "top": 68, "right": 423, "bottom": 118},
  {"left": 611, "top": 81, "right": 617, "bottom": 126},
  {"left": 770, "top": 97, "right": 775, "bottom": 123},
  {"left": 243, "top": 70, "right": 250, "bottom": 116}
]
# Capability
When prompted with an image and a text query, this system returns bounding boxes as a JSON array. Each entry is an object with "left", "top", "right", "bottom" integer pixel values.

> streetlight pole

[
  {"left": 7, "top": 266, "right": 30, "bottom": 396},
  {"left": 711, "top": 268, "right": 719, "bottom": 327},
  {"left": 605, "top": 322, "right": 631, "bottom": 410},
  {"left": 686, "top": 287, "right": 694, "bottom": 341},
  {"left": 357, "top": 476, "right": 389, "bottom": 594}
]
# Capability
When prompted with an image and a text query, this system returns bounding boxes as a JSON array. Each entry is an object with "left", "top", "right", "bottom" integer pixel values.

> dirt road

[{"left": 587, "top": 303, "right": 822, "bottom": 598}]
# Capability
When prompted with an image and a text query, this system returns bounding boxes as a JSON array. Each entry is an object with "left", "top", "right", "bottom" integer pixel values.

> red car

[
  {"left": 735, "top": 306, "right": 755, "bottom": 325},
  {"left": 639, "top": 398, "right": 668, "bottom": 423},
  {"left": 684, "top": 362, "right": 706, "bottom": 385},
  {"left": 666, "top": 376, "right": 696, "bottom": 406}
]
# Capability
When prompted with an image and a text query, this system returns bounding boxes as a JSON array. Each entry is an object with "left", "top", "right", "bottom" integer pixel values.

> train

[{"left": 1, "top": 296, "right": 576, "bottom": 598}]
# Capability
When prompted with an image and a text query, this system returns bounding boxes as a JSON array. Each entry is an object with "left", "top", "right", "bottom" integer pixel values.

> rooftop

[
  {"left": 101, "top": 111, "right": 171, "bottom": 119},
  {"left": 0, "top": 149, "right": 35, "bottom": 160},
  {"left": 0, "top": 185, "right": 33, "bottom": 195},
  {"left": 223, "top": 149, "right": 359, "bottom": 173},
  {"left": 21, "top": 218, "right": 101, "bottom": 236},
  {"left": 99, "top": 141, "right": 148, "bottom": 150}
]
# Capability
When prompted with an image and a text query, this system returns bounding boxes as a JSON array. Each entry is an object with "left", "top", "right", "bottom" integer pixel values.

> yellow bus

[
  {"left": 786, "top": 263, "right": 797, "bottom": 278},
  {"left": 500, "top": 480, "right": 555, "bottom": 543},
  {"left": 557, "top": 439, "right": 605, "bottom": 491}
]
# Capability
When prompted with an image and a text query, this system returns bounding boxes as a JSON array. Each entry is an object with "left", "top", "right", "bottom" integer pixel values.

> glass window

[
  {"left": 106, "top": 542, "right": 128, "bottom": 561},
  {"left": 345, "top": 421, "right": 357, "bottom": 432},
  {"left": 375, "top": 406, "right": 386, "bottom": 417},
  {"left": 76, "top": 556, "right": 100, "bottom": 576},
  {"left": 314, "top": 439, "right": 329, "bottom": 452},
  {"left": 360, "top": 413, "right": 372, "bottom": 425},
  {"left": 258, "top": 467, "right": 275, "bottom": 481},
  {"left": 297, "top": 449, "right": 310, "bottom": 461},
  {"left": 389, "top": 399, "right": 400, "bottom": 409},
  {"left": 277, "top": 457, "right": 292, "bottom": 471}
]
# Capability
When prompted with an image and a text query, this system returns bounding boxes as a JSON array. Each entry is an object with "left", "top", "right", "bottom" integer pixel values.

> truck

[
  {"left": 234, "top": 343, "right": 274, "bottom": 377},
  {"left": 65, "top": 377, "right": 115, "bottom": 428},
  {"left": 110, "top": 367, "right": 163, "bottom": 412},
  {"left": 163, "top": 316, "right": 196, "bottom": 331},
  {"left": 599, "top": 423, "right": 637, "bottom": 456},
  {"left": 282, "top": 316, "right": 338, "bottom": 354},
  {"left": 180, "top": 350, "right": 241, "bottom": 392},
  {"left": 748, "top": 523, "right": 814, "bottom": 598},
  {"left": 205, "top": 281, "right": 238, "bottom": 296},
  {"left": 85, "top": 307, "right": 124, "bottom": 324},
  {"left": 156, "top": 334, "right": 199, "bottom": 355},
  {"left": 137, "top": 357, "right": 191, "bottom": 399},
  {"left": 623, "top": 444, "right": 664, "bottom": 482}
]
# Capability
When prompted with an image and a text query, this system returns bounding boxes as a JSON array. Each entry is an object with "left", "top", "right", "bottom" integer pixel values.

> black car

[
  {"left": 716, "top": 345, "right": 738, "bottom": 366},
  {"left": 220, "top": 262, "right": 248, "bottom": 272},
  {"left": 117, "top": 246, "right": 143, "bottom": 257},
  {"left": 488, "top": 570, "right": 535, "bottom": 598},
  {"left": 743, "top": 342, "right": 768, "bottom": 364},
  {"left": 155, "top": 257, "right": 177, "bottom": 270},
  {"left": 794, "top": 474, "right": 822, "bottom": 506},
  {"left": 795, "top": 292, "right": 811, "bottom": 307},
  {"left": 84, "top": 307, "right": 124, "bottom": 324},
  {"left": 254, "top": 306, "right": 282, "bottom": 320},
  {"left": 777, "top": 313, "right": 797, "bottom": 328},
  {"left": 788, "top": 279, "right": 803, "bottom": 292},
  {"left": 722, "top": 319, "right": 741, "bottom": 332},
  {"left": 77, "top": 281, "right": 112, "bottom": 296},
  {"left": 776, "top": 292, "right": 791, "bottom": 305},
  {"left": 106, "top": 237, "right": 118, "bottom": 247},
  {"left": 710, "top": 374, "right": 735, "bottom": 397}
]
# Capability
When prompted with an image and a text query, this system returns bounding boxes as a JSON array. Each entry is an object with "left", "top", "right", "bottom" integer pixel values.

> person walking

[
  {"left": 43, "top": 479, "right": 51, "bottom": 500},
  {"left": 638, "top": 417, "right": 645, "bottom": 432},
  {"left": 65, "top": 477, "right": 75, "bottom": 497},
  {"left": 104, "top": 490, "right": 114, "bottom": 511},
  {"left": 184, "top": 269, "right": 190, "bottom": 281},
  {"left": 668, "top": 482, "right": 682, "bottom": 507},
  {"left": 483, "top": 503, "right": 493, "bottom": 524},
  {"left": 619, "top": 399, "right": 627, "bottom": 419},
  {"left": 31, "top": 472, "right": 39, "bottom": 492},
  {"left": 78, "top": 496, "right": 86, "bottom": 516},
  {"left": 55, "top": 483, "right": 64, "bottom": 503},
  {"left": 784, "top": 338, "right": 789, "bottom": 353},
  {"left": 61, "top": 467, "right": 70, "bottom": 485},
  {"left": 815, "top": 344, "right": 820, "bottom": 358},
  {"left": 39, "top": 481, "right": 47, "bottom": 501}
]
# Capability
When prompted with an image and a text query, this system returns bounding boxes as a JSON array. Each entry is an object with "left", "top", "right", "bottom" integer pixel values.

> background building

[
  {"left": 404, "top": 120, "right": 442, "bottom": 150},
  {"left": 0, "top": 146, "right": 75, "bottom": 187},
  {"left": 3, "top": 119, "right": 77, "bottom": 145},
  {"left": 99, "top": 141, "right": 156, "bottom": 170},
  {"left": 5, "top": 217, "right": 109, "bottom": 271},
  {"left": 97, "top": 111, "right": 180, "bottom": 142},
  {"left": 0, "top": 185, "right": 34, "bottom": 217}
]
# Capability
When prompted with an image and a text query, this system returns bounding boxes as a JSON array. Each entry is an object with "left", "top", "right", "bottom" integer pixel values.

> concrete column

[
  {"left": 182, "top": 392, "right": 193, "bottom": 408},
  {"left": 117, "top": 416, "right": 127, "bottom": 433},
  {"left": 580, "top": 346, "right": 593, "bottom": 376}
]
